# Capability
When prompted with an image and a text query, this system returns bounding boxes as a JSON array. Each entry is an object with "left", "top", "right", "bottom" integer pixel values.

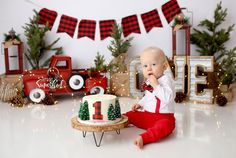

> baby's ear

[{"left": 163, "top": 61, "right": 169, "bottom": 70}]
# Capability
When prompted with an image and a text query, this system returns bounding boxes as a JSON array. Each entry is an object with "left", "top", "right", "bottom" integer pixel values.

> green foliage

[
  {"left": 79, "top": 101, "right": 90, "bottom": 120},
  {"left": 94, "top": 52, "right": 112, "bottom": 72},
  {"left": 78, "top": 102, "right": 83, "bottom": 118},
  {"left": 4, "top": 33, "right": 21, "bottom": 42},
  {"left": 114, "top": 99, "right": 121, "bottom": 118},
  {"left": 88, "top": 52, "right": 112, "bottom": 77},
  {"left": 23, "top": 10, "right": 63, "bottom": 69},
  {"left": 190, "top": 2, "right": 235, "bottom": 56},
  {"left": 107, "top": 22, "right": 133, "bottom": 57},
  {"left": 218, "top": 47, "right": 236, "bottom": 85},
  {"left": 173, "top": 15, "right": 189, "bottom": 26},
  {"left": 107, "top": 103, "right": 115, "bottom": 120},
  {"left": 108, "top": 22, "right": 133, "bottom": 73},
  {"left": 94, "top": 52, "right": 105, "bottom": 71}
]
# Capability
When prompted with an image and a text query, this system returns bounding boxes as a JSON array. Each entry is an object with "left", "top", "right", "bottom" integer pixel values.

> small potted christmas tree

[
  {"left": 88, "top": 52, "right": 111, "bottom": 77},
  {"left": 107, "top": 22, "right": 133, "bottom": 96},
  {"left": 217, "top": 48, "right": 236, "bottom": 101}
]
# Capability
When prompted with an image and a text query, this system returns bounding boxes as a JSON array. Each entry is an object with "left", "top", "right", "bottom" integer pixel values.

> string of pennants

[{"left": 38, "top": 0, "right": 181, "bottom": 40}]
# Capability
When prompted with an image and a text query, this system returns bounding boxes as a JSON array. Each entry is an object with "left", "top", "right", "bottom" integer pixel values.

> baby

[{"left": 125, "top": 47, "right": 175, "bottom": 149}]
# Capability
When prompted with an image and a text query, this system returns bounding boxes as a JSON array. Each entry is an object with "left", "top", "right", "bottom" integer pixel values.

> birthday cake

[{"left": 77, "top": 94, "right": 122, "bottom": 125}]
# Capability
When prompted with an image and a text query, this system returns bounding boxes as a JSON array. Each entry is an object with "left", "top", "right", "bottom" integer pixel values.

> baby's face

[{"left": 140, "top": 52, "right": 166, "bottom": 79}]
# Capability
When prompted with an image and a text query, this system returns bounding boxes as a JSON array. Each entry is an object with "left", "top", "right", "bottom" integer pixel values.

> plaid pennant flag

[
  {"left": 162, "top": 0, "right": 182, "bottom": 23},
  {"left": 78, "top": 20, "right": 96, "bottom": 40},
  {"left": 141, "top": 9, "right": 163, "bottom": 33},
  {"left": 99, "top": 20, "right": 115, "bottom": 40},
  {"left": 57, "top": 15, "right": 78, "bottom": 38},
  {"left": 38, "top": 8, "right": 58, "bottom": 30},
  {"left": 122, "top": 15, "right": 141, "bottom": 37}
]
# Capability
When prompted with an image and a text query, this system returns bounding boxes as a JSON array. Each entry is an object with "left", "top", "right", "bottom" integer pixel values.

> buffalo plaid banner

[
  {"left": 122, "top": 15, "right": 141, "bottom": 37},
  {"left": 57, "top": 15, "right": 78, "bottom": 38},
  {"left": 78, "top": 20, "right": 96, "bottom": 40},
  {"left": 162, "top": 0, "right": 181, "bottom": 23},
  {"left": 141, "top": 9, "right": 162, "bottom": 33},
  {"left": 38, "top": 8, "right": 58, "bottom": 30},
  {"left": 99, "top": 20, "right": 116, "bottom": 40}
]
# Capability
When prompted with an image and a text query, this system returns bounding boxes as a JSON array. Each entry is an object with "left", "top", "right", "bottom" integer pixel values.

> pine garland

[{"left": 23, "top": 10, "right": 63, "bottom": 69}]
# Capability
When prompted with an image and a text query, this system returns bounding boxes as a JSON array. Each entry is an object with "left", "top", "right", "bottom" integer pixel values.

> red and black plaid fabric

[
  {"left": 99, "top": 20, "right": 115, "bottom": 40},
  {"left": 121, "top": 15, "right": 141, "bottom": 37},
  {"left": 57, "top": 15, "right": 78, "bottom": 38},
  {"left": 162, "top": 0, "right": 182, "bottom": 23},
  {"left": 38, "top": 8, "right": 58, "bottom": 30},
  {"left": 141, "top": 82, "right": 154, "bottom": 92},
  {"left": 78, "top": 19, "right": 96, "bottom": 40},
  {"left": 93, "top": 101, "right": 103, "bottom": 120},
  {"left": 141, "top": 9, "right": 163, "bottom": 33}
]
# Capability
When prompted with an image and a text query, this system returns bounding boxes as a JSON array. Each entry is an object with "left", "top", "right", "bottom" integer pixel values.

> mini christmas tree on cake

[
  {"left": 107, "top": 103, "right": 116, "bottom": 120},
  {"left": 114, "top": 99, "right": 121, "bottom": 118},
  {"left": 79, "top": 101, "right": 90, "bottom": 120}
]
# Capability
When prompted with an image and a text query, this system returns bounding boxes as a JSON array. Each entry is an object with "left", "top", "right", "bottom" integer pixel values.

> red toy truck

[{"left": 22, "top": 55, "right": 107, "bottom": 103}]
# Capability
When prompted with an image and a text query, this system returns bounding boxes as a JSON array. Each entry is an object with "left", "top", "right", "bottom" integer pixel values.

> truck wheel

[
  {"left": 90, "top": 86, "right": 105, "bottom": 95},
  {"left": 68, "top": 75, "right": 84, "bottom": 90},
  {"left": 29, "top": 88, "right": 45, "bottom": 103}
]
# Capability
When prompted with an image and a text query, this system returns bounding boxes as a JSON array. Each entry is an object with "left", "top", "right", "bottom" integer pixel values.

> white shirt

[{"left": 138, "top": 74, "right": 175, "bottom": 114}]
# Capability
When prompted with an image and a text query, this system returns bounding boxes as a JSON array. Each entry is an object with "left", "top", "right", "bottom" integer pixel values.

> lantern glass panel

[
  {"left": 176, "top": 30, "right": 186, "bottom": 56},
  {"left": 8, "top": 45, "right": 19, "bottom": 71}
]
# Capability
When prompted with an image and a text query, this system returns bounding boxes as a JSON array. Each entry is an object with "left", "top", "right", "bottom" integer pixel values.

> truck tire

[
  {"left": 29, "top": 88, "right": 46, "bottom": 103},
  {"left": 68, "top": 74, "right": 84, "bottom": 90},
  {"left": 90, "top": 86, "right": 105, "bottom": 95}
]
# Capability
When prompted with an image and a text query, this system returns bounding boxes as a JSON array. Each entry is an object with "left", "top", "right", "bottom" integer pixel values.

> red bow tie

[{"left": 141, "top": 82, "right": 153, "bottom": 92}]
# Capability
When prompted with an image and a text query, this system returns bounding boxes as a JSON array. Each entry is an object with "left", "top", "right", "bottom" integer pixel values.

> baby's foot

[{"left": 134, "top": 136, "right": 144, "bottom": 149}]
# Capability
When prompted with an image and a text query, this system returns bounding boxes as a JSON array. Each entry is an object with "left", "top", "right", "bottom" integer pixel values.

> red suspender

[{"left": 155, "top": 97, "right": 161, "bottom": 113}]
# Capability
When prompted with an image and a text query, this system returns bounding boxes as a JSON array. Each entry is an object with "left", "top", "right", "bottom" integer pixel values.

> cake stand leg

[
  {"left": 92, "top": 132, "right": 104, "bottom": 147},
  {"left": 116, "top": 129, "right": 120, "bottom": 135},
  {"left": 82, "top": 131, "right": 87, "bottom": 137}
]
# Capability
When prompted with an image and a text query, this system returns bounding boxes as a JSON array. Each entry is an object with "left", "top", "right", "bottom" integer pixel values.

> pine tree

[
  {"left": 190, "top": 2, "right": 234, "bottom": 56},
  {"left": 23, "top": 10, "right": 63, "bottom": 69},
  {"left": 107, "top": 103, "right": 115, "bottom": 120},
  {"left": 218, "top": 47, "right": 236, "bottom": 85},
  {"left": 94, "top": 52, "right": 106, "bottom": 71},
  {"left": 114, "top": 99, "right": 121, "bottom": 118},
  {"left": 107, "top": 22, "right": 133, "bottom": 73}
]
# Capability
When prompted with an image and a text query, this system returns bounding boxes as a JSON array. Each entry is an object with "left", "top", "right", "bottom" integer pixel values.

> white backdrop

[{"left": 0, "top": 0, "right": 236, "bottom": 73}]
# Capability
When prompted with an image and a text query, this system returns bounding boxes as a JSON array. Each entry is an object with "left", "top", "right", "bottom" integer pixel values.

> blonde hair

[{"left": 140, "top": 47, "right": 167, "bottom": 64}]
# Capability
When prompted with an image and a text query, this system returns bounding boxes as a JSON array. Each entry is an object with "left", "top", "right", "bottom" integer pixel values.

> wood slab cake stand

[{"left": 71, "top": 115, "right": 128, "bottom": 147}]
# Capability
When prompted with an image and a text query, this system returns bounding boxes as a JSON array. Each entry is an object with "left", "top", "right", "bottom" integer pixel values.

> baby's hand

[
  {"left": 148, "top": 75, "right": 159, "bottom": 88},
  {"left": 132, "top": 104, "right": 141, "bottom": 111}
]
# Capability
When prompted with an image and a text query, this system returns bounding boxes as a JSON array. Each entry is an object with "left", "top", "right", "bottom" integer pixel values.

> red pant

[{"left": 124, "top": 111, "right": 175, "bottom": 145}]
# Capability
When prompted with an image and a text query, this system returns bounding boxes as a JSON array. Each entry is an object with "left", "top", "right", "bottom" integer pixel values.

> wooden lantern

[
  {"left": 3, "top": 42, "right": 23, "bottom": 75},
  {"left": 172, "top": 25, "right": 191, "bottom": 59}
]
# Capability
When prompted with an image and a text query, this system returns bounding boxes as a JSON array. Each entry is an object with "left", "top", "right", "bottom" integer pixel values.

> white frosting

[{"left": 80, "top": 94, "right": 120, "bottom": 125}]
